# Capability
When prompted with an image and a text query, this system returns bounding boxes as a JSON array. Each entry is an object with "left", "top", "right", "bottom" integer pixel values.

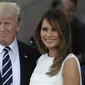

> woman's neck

[{"left": 48, "top": 48, "right": 57, "bottom": 58}]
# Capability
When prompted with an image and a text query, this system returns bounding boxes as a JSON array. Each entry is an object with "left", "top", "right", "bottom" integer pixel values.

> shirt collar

[
  {"left": 9, "top": 38, "right": 18, "bottom": 53},
  {"left": 0, "top": 45, "right": 5, "bottom": 53}
]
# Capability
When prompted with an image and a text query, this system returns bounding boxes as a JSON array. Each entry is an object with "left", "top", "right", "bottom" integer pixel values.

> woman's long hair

[{"left": 34, "top": 9, "right": 72, "bottom": 76}]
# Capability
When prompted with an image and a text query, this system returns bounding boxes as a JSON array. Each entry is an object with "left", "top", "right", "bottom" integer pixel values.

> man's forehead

[
  {"left": 61, "top": 0, "right": 75, "bottom": 5},
  {"left": 0, "top": 16, "right": 18, "bottom": 22},
  {"left": 61, "top": 0, "right": 75, "bottom": 9}
]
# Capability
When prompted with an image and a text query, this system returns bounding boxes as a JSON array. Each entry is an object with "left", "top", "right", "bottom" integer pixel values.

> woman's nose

[{"left": 47, "top": 30, "right": 52, "bottom": 37}]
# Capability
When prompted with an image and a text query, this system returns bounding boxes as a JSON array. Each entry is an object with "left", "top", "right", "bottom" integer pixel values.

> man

[
  {"left": 0, "top": 2, "right": 41, "bottom": 85},
  {"left": 51, "top": 0, "right": 85, "bottom": 65},
  {"left": 52, "top": 0, "right": 77, "bottom": 23}
]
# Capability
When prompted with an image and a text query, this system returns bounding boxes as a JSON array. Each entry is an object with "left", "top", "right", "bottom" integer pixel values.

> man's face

[
  {"left": 61, "top": 0, "right": 76, "bottom": 13},
  {"left": 61, "top": 0, "right": 76, "bottom": 22},
  {"left": 0, "top": 16, "right": 20, "bottom": 46}
]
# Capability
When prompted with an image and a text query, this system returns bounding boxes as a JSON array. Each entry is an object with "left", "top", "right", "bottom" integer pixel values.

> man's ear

[
  {"left": 17, "top": 15, "right": 21, "bottom": 26},
  {"left": 17, "top": 16, "right": 21, "bottom": 31},
  {"left": 17, "top": 27, "right": 20, "bottom": 31}
]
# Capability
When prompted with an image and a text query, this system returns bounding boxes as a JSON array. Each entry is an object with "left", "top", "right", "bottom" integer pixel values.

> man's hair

[
  {"left": 51, "top": 0, "right": 60, "bottom": 8},
  {"left": 51, "top": 0, "right": 77, "bottom": 8},
  {"left": 0, "top": 2, "right": 20, "bottom": 17}
]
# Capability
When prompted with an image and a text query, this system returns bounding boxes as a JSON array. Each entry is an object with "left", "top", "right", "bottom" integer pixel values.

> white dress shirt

[{"left": 0, "top": 38, "right": 20, "bottom": 85}]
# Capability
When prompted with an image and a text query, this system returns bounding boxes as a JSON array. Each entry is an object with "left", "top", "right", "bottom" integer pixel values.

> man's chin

[{"left": 0, "top": 40, "right": 7, "bottom": 46}]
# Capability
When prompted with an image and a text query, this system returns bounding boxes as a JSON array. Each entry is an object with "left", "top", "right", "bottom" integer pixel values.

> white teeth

[{"left": 46, "top": 40, "right": 54, "bottom": 42}]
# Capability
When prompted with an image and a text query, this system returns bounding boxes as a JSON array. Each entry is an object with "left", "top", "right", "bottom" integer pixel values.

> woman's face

[{"left": 40, "top": 19, "right": 60, "bottom": 50}]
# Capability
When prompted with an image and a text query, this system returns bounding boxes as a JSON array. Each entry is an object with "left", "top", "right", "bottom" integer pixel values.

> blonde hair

[{"left": 0, "top": 2, "right": 20, "bottom": 17}]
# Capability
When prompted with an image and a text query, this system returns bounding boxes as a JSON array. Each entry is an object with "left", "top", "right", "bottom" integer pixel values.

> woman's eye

[
  {"left": 52, "top": 28, "right": 56, "bottom": 31},
  {"left": 41, "top": 27, "right": 48, "bottom": 31}
]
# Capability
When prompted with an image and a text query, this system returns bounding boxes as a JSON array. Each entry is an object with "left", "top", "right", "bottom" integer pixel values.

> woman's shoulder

[
  {"left": 62, "top": 53, "right": 82, "bottom": 85},
  {"left": 61, "top": 53, "right": 80, "bottom": 72},
  {"left": 64, "top": 53, "right": 79, "bottom": 62},
  {"left": 64, "top": 53, "right": 79, "bottom": 67},
  {"left": 62, "top": 54, "right": 81, "bottom": 85}
]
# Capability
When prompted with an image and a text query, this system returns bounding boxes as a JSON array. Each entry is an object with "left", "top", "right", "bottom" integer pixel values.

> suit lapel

[
  {"left": 17, "top": 41, "right": 27, "bottom": 85},
  {"left": 17, "top": 40, "right": 40, "bottom": 85}
]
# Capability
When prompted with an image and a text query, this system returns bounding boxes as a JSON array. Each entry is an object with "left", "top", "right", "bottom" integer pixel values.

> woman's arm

[{"left": 63, "top": 58, "right": 80, "bottom": 85}]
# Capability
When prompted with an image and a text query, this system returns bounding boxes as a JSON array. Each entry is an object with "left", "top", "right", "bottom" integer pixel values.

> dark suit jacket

[
  {"left": 0, "top": 40, "right": 41, "bottom": 85},
  {"left": 71, "top": 18, "right": 85, "bottom": 54},
  {"left": 71, "top": 18, "right": 85, "bottom": 65},
  {"left": 81, "top": 65, "right": 85, "bottom": 85}
]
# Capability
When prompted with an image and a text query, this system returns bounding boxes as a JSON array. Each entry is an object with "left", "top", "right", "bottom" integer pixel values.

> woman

[{"left": 29, "top": 9, "right": 82, "bottom": 85}]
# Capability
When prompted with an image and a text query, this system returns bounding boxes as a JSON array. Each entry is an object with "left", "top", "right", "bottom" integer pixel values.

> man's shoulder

[
  {"left": 17, "top": 40, "right": 29, "bottom": 48},
  {"left": 71, "top": 17, "right": 85, "bottom": 29},
  {"left": 17, "top": 40, "right": 41, "bottom": 56},
  {"left": 17, "top": 40, "right": 36, "bottom": 50}
]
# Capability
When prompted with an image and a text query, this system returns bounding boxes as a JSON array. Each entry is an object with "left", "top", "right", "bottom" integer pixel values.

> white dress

[{"left": 29, "top": 53, "right": 82, "bottom": 85}]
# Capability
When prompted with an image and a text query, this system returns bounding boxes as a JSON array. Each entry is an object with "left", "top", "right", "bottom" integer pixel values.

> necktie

[{"left": 2, "top": 47, "right": 13, "bottom": 85}]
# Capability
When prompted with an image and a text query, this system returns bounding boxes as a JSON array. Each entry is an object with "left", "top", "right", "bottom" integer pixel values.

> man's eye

[
  {"left": 4, "top": 22, "right": 10, "bottom": 25},
  {"left": 0, "top": 22, "right": 11, "bottom": 25}
]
